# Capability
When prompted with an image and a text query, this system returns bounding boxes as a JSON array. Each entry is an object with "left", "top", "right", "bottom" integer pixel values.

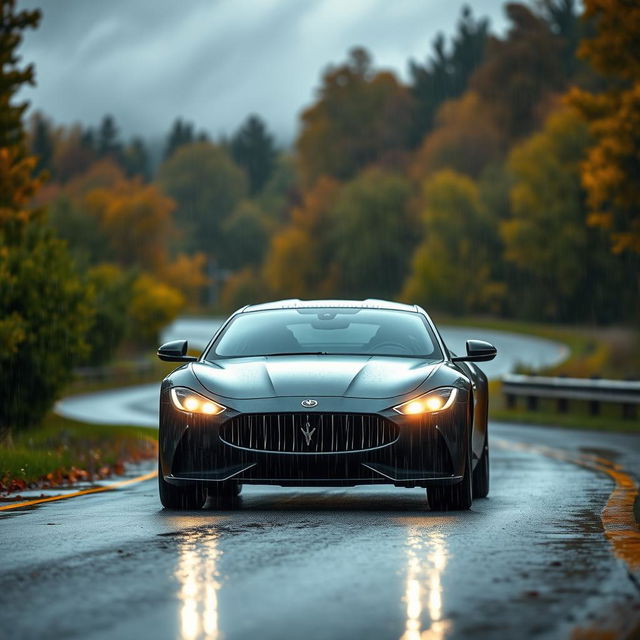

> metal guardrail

[{"left": 501, "top": 373, "right": 640, "bottom": 419}]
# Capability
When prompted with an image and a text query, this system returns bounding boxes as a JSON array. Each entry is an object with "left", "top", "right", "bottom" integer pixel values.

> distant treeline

[
  {"left": 26, "top": 0, "right": 640, "bottom": 349},
  {"left": 2, "top": 0, "right": 639, "bottom": 435}
]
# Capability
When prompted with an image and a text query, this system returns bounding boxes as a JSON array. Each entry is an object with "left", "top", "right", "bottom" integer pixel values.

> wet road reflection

[
  {"left": 2, "top": 428, "right": 638, "bottom": 640},
  {"left": 401, "top": 528, "right": 451, "bottom": 640},
  {"left": 176, "top": 531, "right": 221, "bottom": 640}
]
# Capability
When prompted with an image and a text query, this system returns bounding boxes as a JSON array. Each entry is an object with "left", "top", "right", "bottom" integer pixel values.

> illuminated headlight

[
  {"left": 170, "top": 387, "right": 226, "bottom": 415},
  {"left": 393, "top": 387, "right": 458, "bottom": 415}
]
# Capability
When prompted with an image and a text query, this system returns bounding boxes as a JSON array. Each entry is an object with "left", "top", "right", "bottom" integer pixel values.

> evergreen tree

[
  {"left": 0, "top": 0, "right": 93, "bottom": 438},
  {"left": 409, "top": 6, "right": 489, "bottom": 146},
  {"left": 30, "top": 111, "right": 52, "bottom": 175},
  {"left": 164, "top": 117, "right": 194, "bottom": 160},
  {"left": 81, "top": 126, "right": 95, "bottom": 151},
  {"left": 537, "top": 0, "right": 583, "bottom": 79},
  {"left": 230, "top": 115, "right": 276, "bottom": 195},
  {"left": 97, "top": 114, "right": 121, "bottom": 157},
  {"left": 122, "top": 136, "right": 150, "bottom": 179}
]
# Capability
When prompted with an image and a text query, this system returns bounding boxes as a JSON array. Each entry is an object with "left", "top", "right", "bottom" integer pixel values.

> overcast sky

[{"left": 18, "top": 0, "right": 507, "bottom": 145}]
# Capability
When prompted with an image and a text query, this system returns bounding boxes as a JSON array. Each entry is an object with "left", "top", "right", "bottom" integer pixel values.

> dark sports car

[{"left": 157, "top": 299, "right": 496, "bottom": 510}]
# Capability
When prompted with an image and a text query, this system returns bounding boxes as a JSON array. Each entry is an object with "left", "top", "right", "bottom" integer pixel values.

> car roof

[{"left": 242, "top": 299, "right": 419, "bottom": 313}]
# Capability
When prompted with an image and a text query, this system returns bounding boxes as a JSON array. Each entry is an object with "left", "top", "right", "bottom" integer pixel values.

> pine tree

[
  {"left": 163, "top": 118, "right": 194, "bottom": 160},
  {"left": 230, "top": 115, "right": 276, "bottom": 195},
  {"left": 97, "top": 114, "right": 121, "bottom": 157},
  {"left": 0, "top": 0, "right": 93, "bottom": 438},
  {"left": 409, "top": 6, "right": 489, "bottom": 146},
  {"left": 30, "top": 111, "right": 52, "bottom": 175},
  {"left": 122, "top": 136, "right": 150, "bottom": 179}
]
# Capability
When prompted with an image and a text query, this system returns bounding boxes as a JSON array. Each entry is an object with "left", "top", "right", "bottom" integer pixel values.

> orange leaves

[
  {"left": 160, "top": 253, "right": 209, "bottom": 305},
  {"left": 86, "top": 176, "right": 176, "bottom": 272},
  {"left": 566, "top": 2, "right": 640, "bottom": 257},
  {"left": 569, "top": 84, "right": 640, "bottom": 256},
  {"left": 410, "top": 92, "right": 503, "bottom": 180},
  {"left": 0, "top": 146, "right": 43, "bottom": 233},
  {"left": 263, "top": 176, "right": 340, "bottom": 298},
  {"left": 578, "top": 0, "right": 640, "bottom": 81}
]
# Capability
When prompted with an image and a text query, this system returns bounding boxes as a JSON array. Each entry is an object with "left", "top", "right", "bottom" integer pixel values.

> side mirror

[
  {"left": 157, "top": 339, "right": 197, "bottom": 363},
  {"left": 452, "top": 339, "right": 497, "bottom": 363}
]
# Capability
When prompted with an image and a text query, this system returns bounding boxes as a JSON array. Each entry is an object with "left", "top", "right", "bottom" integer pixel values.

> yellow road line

[
  {"left": 495, "top": 438, "right": 640, "bottom": 573},
  {"left": 0, "top": 470, "right": 157, "bottom": 512}
]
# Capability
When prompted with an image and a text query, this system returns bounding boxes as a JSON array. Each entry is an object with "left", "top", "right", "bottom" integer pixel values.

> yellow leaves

[
  {"left": 129, "top": 273, "right": 184, "bottom": 345},
  {"left": 577, "top": 81, "right": 640, "bottom": 253},
  {"left": 568, "top": 2, "right": 640, "bottom": 256},
  {"left": 0, "top": 145, "right": 42, "bottom": 226},
  {"left": 402, "top": 169, "right": 502, "bottom": 314},
  {"left": 159, "top": 253, "right": 209, "bottom": 305},
  {"left": 263, "top": 176, "right": 341, "bottom": 298}
]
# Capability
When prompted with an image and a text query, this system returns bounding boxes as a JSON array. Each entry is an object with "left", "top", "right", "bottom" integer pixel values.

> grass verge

[
  {"left": 435, "top": 314, "right": 639, "bottom": 378},
  {"left": 0, "top": 414, "right": 157, "bottom": 495},
  {"left": 437, "top": 315, "right": 639, "bottom": 432}
]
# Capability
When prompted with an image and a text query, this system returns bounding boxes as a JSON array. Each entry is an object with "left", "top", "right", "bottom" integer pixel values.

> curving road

[
  {"left": 4, "top": 318, "right": 640, "bottom": 640},
  {"left": 55, "top": 318, "right": 569, "bottom": 427}
]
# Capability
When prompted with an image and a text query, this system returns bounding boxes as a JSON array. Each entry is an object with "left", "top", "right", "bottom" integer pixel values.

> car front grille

[{"left": 220, "top": 413, "right": 399, "bottom": 454}]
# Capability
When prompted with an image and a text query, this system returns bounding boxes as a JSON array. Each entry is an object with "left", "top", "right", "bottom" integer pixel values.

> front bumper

[{"left": 159, "top": 391, "right": 470, "bottom": 488}]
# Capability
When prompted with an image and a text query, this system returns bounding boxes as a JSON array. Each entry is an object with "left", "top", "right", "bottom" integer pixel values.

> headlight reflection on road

[
  {"left": 176, "top": 533, "right": 221, "bottom": 640},
  {"left": 401, "top": 528, "right": 451, "bottom": 640}
]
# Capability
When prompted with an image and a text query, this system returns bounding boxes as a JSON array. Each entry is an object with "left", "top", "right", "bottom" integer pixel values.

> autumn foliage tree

[
  {"left": 411, "top": 91, "right": 503, "bottom": 180},
  {"left": 297, "top": 48, "right": 413, "bottom": 185},
  {"left": 0, "top": 1, "right": 93, "bottom": 437},
  {"left": 568, "top": 0, "right": 640, "bottom": 259},
  {"left": 402, "top": 170, "right": 503, "bottom": 314},
  {"left": 156, "top": 141, "right": 247, "bottom": 261},
  {"left": 500, "top": 109, "right": 625, "bottom": 321},
  {"left": 264, "top": 176, "right": 341, "bottom": 298},
  {"left": 471, "top": 3, "right": 567, "bottom": 141},
  {"left": 408, "top": 6, "right": 489, "bottom": 146},
  {"left": 332, "top": 169, "right": 413, "bottom": 299}
]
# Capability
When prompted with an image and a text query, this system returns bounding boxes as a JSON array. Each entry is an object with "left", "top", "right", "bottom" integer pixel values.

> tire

[
  {"left": 427, "top": 450, "right": 473, "bottom": 511},
  {"left": 207, "top": 481, "right": 242, "bottom": 509},
  {"left": 158, "top": 459, "right": 207, "bottom": 510},
  {"left": 472, "top": 434, "right": 490, "bottom": 499}
]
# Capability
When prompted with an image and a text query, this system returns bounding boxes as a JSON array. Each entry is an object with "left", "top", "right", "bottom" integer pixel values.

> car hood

[{"left": 192, "top": 356, "right": 441, "bottom": 400}]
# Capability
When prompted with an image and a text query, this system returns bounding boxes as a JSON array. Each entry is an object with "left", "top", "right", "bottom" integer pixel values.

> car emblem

[
  {"left": 301, "top": 399, "right": 318, "bottom": 408},
  {"left": 300, "top": 421, "right": 316, "bottom": 446}
]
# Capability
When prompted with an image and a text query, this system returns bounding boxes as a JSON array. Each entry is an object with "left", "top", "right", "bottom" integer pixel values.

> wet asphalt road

[
  {"left": 3, "top": 320, "right": 640, "bottom": 639},
  {"left": 1, "top": 422, "right": 639, "bottom": 640}
]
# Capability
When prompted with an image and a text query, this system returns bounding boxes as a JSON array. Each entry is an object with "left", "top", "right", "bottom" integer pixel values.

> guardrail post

[{"left": 501, "top": 373, "right": 640, "bottom": 421}]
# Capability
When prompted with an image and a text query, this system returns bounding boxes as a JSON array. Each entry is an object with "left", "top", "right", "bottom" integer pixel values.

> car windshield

[{"left": 206, "top": 307, "right": 443, "bottom": 360}]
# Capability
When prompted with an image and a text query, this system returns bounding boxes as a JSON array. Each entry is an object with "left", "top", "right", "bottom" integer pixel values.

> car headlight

[
  {"left": 170, "top": 387, "right": 226, "bottom": 415},
  {"left": 393, "top": 387, "right": 458, "bottom": 415}
]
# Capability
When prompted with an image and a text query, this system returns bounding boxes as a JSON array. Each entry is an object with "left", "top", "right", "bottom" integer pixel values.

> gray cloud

[{"left": 17, "top": 0, "right": 506, "bottom": 144}]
